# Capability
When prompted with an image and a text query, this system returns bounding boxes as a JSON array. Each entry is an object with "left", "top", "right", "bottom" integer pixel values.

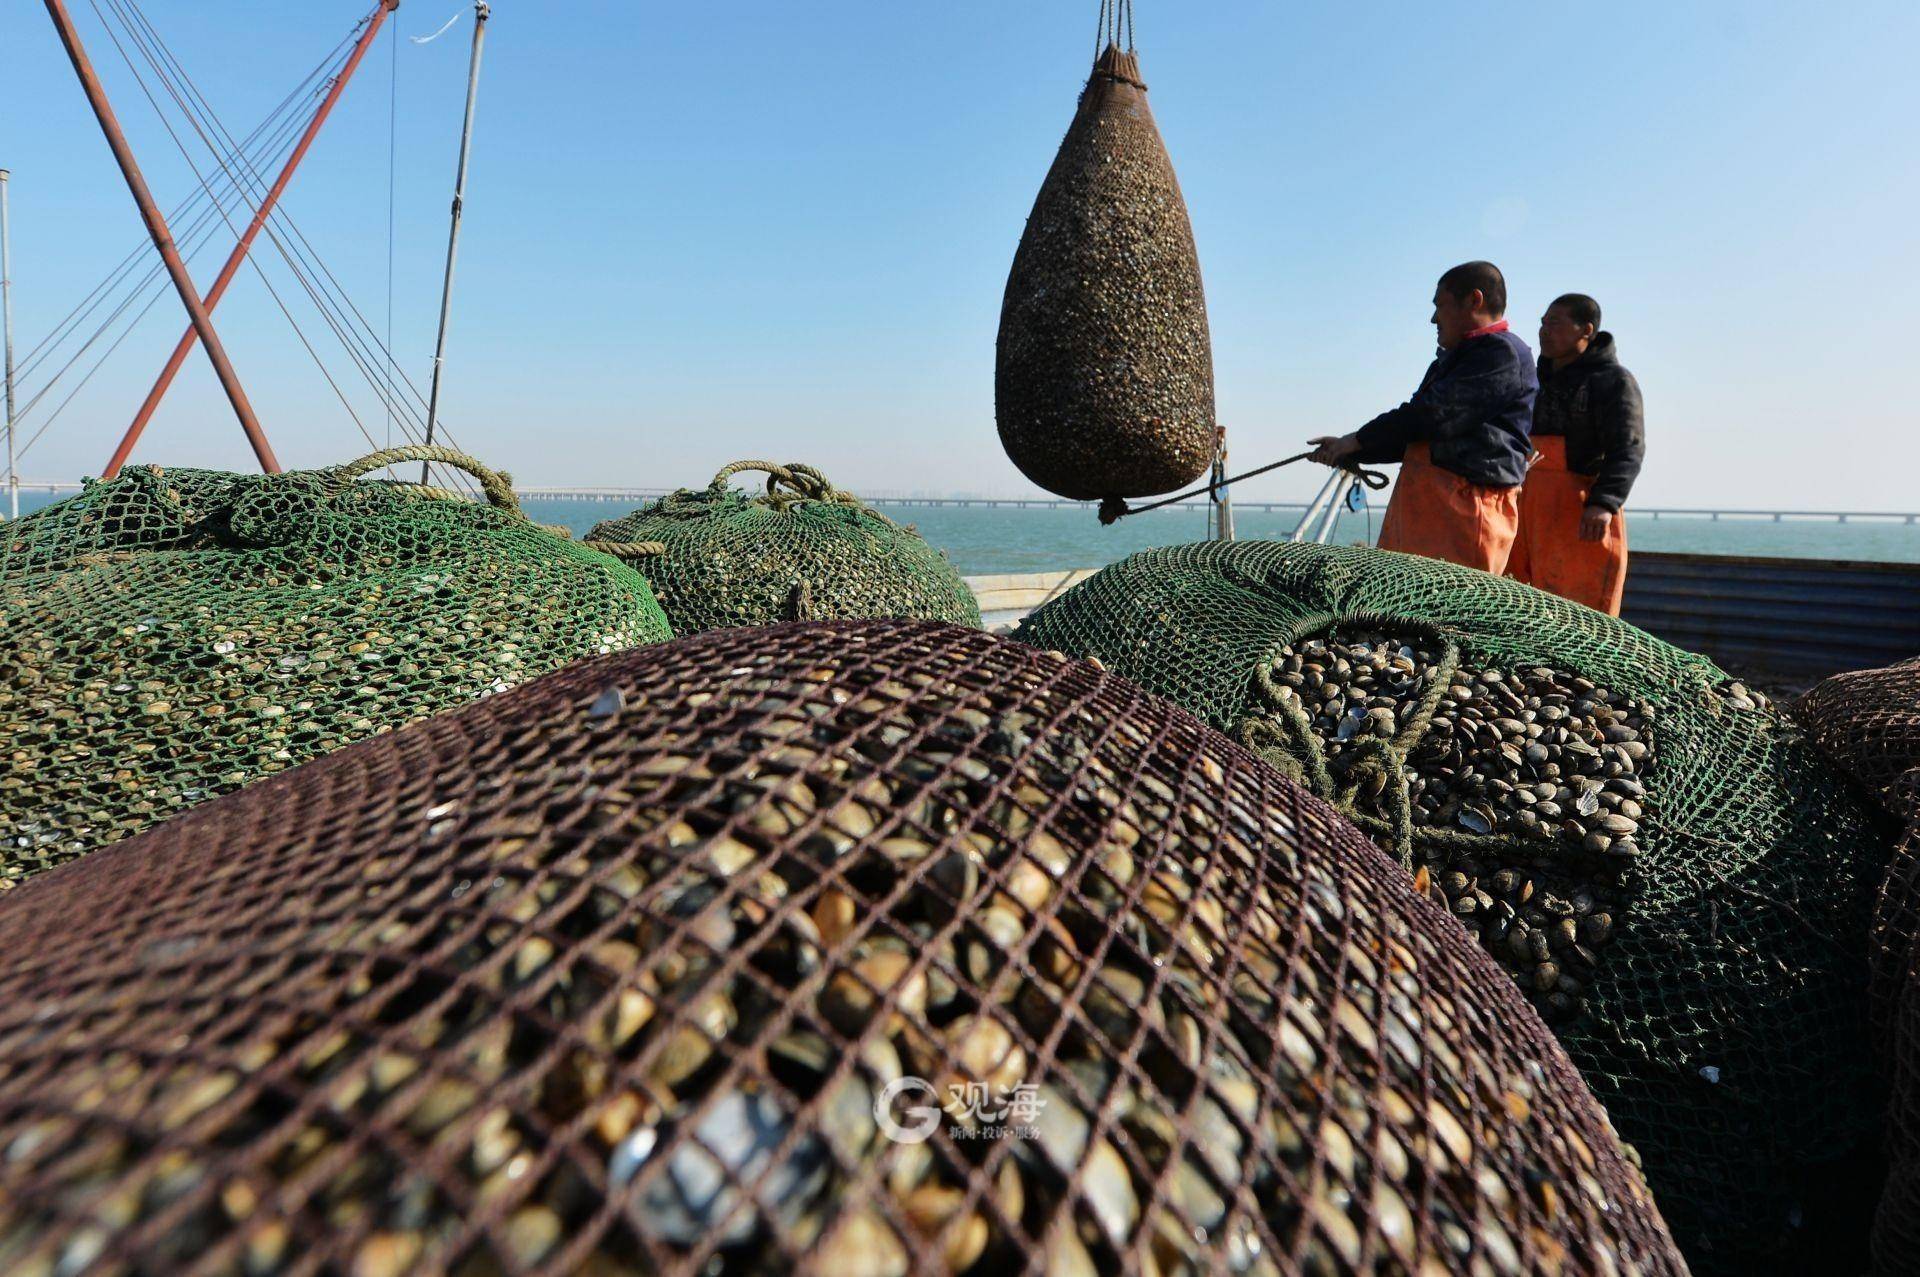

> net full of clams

[
  {"left": 1796, "top": 656, "right": 1920, "bottom": 822},
  {"left": 1796, "top": 657, "right": 1920, "bottom": 1035},
  {"left": 0, "top": 620, "right": 1685, "bottom": 1277},
  {"left": 1877, "top": 773, "right": 1920, "bottom": 1277},
  {"left": 995, "top": 43, "right": 1217, "bottom": 502},
  {"left": 0, "top": 445, "right": 673, "bottom": 881},
  {"left": 1011, "top": 539, "right": 1889, "bottom": 1273},
  {"left": 1794, "top": 661, "right": 1920, "bottom": 1274},
  {"left": 585, "top": 460, "right": 981, "bottom": 637}
]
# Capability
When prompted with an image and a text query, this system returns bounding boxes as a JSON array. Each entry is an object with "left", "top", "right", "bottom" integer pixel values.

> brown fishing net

[
  {"left": 1880, "top": 778, "right": 1920, "bottom": 1276},
  {"left": 1797, "top": 657, "right": 1920, "bottom": 820},
  {"left": 0, "top": 621, "right": 1683, "bottom": 1276},
  {"left": 1796, "top": 657, "right": 1920, "bottom": 1256},
  {"left": 1796, "top": 659, "right": 1920, "bottom": 1051},
  {"left": 996, "top": 42, "right": 1216, "bottom": 501}
]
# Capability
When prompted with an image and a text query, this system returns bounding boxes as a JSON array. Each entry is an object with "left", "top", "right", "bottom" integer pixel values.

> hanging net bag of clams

[
  {"left": 585, "top": 460, "right": 980, "bottom": 635},
  {"left": 1011, "top": 539, "right": 1889, "bottom": 1274},
  {"left": 0, "top": 619, "right": 1687, "bottom": 1276},
  {"left": 0, "top": 445, "right": 673, "bottom": 880},
  {"left": 995, "top": 0, "right": 1217, "bottom": 502}
]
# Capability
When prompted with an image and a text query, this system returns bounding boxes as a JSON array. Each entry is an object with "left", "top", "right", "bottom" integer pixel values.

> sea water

[
  {"left": 515, "top": 500, "right": 1920, "bottom": 577},
  {"left": 13, "top": 489, "right": 1919, "bottom": 576}
]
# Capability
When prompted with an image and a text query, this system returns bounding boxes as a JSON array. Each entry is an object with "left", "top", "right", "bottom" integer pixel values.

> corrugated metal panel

[{"left": 1623, "top": 552, "right": 1920, "bottom": 679}]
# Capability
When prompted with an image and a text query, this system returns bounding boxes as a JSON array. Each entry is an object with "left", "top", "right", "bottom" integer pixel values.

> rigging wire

[
  {"left": 385, "top": 11, "right": 397, "bottom": 457},
  {"left": 23, "top": 1, "right": 486, "bottom": 495},
  {"left": 120, "top": 0, "right": 482, "bottom": 492},
  {"left": 15, "top": 285, "right": 173, "bottom": 460},
  {"left": 15, "top": 14, "right": 361, "bottom": 462},
  {"left": 13, "top": 102, "right": 326, "bottom": 456},
  {"left": 120, "top": 7, "right": 480, "bottom": 494},
  {"left": 105, "top": 0, "right": 408, "bottom": 458},
  {"left": 12, "top": 50, "right": 338, "bottom": 387},
  {"left": 11, "top": 104, "right": 316, "bottom": 446},
  {"left": 102, "top": 0, "right": 482, "bottom": 494},
  {"left": 12, "top": 116, "right": 305, "bottom": 422},
  {"left": 13, "top": 27, "right": 349, "bottom": 377},
  {"left": 93, "top": 0, "right": 406, "bottom": 462},
  {"left": 15, "top": 121, "right": 304, "bottom": 395}
]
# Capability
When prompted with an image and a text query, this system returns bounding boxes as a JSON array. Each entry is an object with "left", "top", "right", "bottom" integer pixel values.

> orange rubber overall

[
  {"left": 1508, "top": 436, "right": 1628, "bottom": 616},
  {"left": 1375, "top": 443, "right": 1521, "bottom": 574}
]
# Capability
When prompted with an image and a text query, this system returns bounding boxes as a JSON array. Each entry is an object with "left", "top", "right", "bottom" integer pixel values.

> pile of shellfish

[
  {"left": 0, "top": 628, "right": 1683, "bottom": 1276},
  {"left": 1265, "top": 633, "right": 1675, "bottom": 1019}
]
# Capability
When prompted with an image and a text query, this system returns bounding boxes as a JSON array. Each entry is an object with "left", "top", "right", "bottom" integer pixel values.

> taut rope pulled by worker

[{"left": 1097, "top": 451, "right": 1387, "bottom": 524}]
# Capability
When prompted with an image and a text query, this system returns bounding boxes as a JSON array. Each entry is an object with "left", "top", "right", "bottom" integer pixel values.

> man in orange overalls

[
  {"left": 1309, "top": 262, "right": 1537, "bottom": 574},
  {"left": 1507, "top": 293, "right": 1645, "bottom": 615}
]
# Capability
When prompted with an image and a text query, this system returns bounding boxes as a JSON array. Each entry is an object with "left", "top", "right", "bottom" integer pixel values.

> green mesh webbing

[
  {"left": 1011, "top": 539, "right": 1890, "bottom": 1275},
  {"left": 0, "top": 447, "right": 673, "bottom": 879},
  {"left": 586, "top": 461, "right": 980, "bottom": 636}
]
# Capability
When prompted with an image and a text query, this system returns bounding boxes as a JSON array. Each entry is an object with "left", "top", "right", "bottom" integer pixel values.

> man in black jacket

[
  {"left": 1507, "top": 293, "right": 1645, "bottom": 614},
  {"left": 1310, "top": 261, "right": 1537, "bottom": 573}
]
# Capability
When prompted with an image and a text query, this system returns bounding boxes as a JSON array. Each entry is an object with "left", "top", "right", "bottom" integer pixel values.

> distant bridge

[
  {"left": 516, "top": 489, "right": 1920, "bottom": 523},
  {"left": 14, "top": 479, "right": 1920, "bottom": 524}
]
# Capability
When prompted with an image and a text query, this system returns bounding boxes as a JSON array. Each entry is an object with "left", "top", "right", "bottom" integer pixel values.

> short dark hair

[
  {"left": 1549, "top": 292, "right": 1602, "bottom": 331},
  {"left": 1437, "top": 261, "right": 1507, "bottom": 317}
]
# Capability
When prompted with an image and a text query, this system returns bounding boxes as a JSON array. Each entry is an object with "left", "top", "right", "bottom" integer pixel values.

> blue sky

[{"left": 3, "top": 1, "right": 1916, "bottom": 508}]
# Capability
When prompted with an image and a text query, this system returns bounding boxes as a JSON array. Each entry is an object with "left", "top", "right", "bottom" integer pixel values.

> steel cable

[
  {"left": 13, "top": 107, "right": 317, "bottom": 457},
  {"left": 82, "top": 0, "right": 395, "bottom": 459},
  {"left": 11, "top": 56, "right": 336, "bottom": 388},
  {"left": 104, "top": 0, "right": 482, "bottom": 492},
  {"left": 130, "top": 1, "right": 478, "bottom": 478},
  {"left": 107, "top": 0, "right": 407, "bottom": 461},
  {"left": 12, "top": 109, "right": 307, "bottom": 425},
  {"left": 12, "top": 28, "right": 349, "bottom": 376},
  {"left": 121, "top": 0, "right": 483, "bottom": 493}
]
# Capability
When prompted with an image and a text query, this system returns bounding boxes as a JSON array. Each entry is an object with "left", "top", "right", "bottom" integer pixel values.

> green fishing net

[
  {"left": 0, "top": 446, "right": 673, "bottom": 880},
  {"left": 585, "top": 461, "right": 980, "bottom": 636},
  {"left": 1011, "top": 539, "right": 1889, "bottom": 1275}
]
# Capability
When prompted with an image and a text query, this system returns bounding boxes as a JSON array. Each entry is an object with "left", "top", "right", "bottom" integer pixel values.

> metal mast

[
  {"left": 1, "top": 169, "right": 17, "bottom": 519},
  {"left": 420, "top": 0, "right": 490, "bottom": 484},
  {"left": 103, "top": 0, "right": 400, "bottom": 479},
  {"left": 42, "top": 0, "right": 277, "bottom": 471}
]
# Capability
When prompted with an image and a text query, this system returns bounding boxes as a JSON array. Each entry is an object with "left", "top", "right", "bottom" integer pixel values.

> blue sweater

[{"left": 1354, "top": 327, "right": 1538, "bottom": 489}]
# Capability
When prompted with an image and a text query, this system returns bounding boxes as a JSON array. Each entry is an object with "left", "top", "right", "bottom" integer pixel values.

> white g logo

[{"left": 874, "top": 1076, "right": 942, "bottom": 1144}]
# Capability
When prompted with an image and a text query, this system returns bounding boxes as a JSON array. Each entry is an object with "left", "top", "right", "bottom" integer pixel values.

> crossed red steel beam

[{"left": 42, "top": 0, "right": 399, "bottom": 477}]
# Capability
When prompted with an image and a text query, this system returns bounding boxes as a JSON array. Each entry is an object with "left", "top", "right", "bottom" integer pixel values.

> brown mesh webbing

[{"left": 0, "top": 621, "right": 1681, "bottom": 1276}]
